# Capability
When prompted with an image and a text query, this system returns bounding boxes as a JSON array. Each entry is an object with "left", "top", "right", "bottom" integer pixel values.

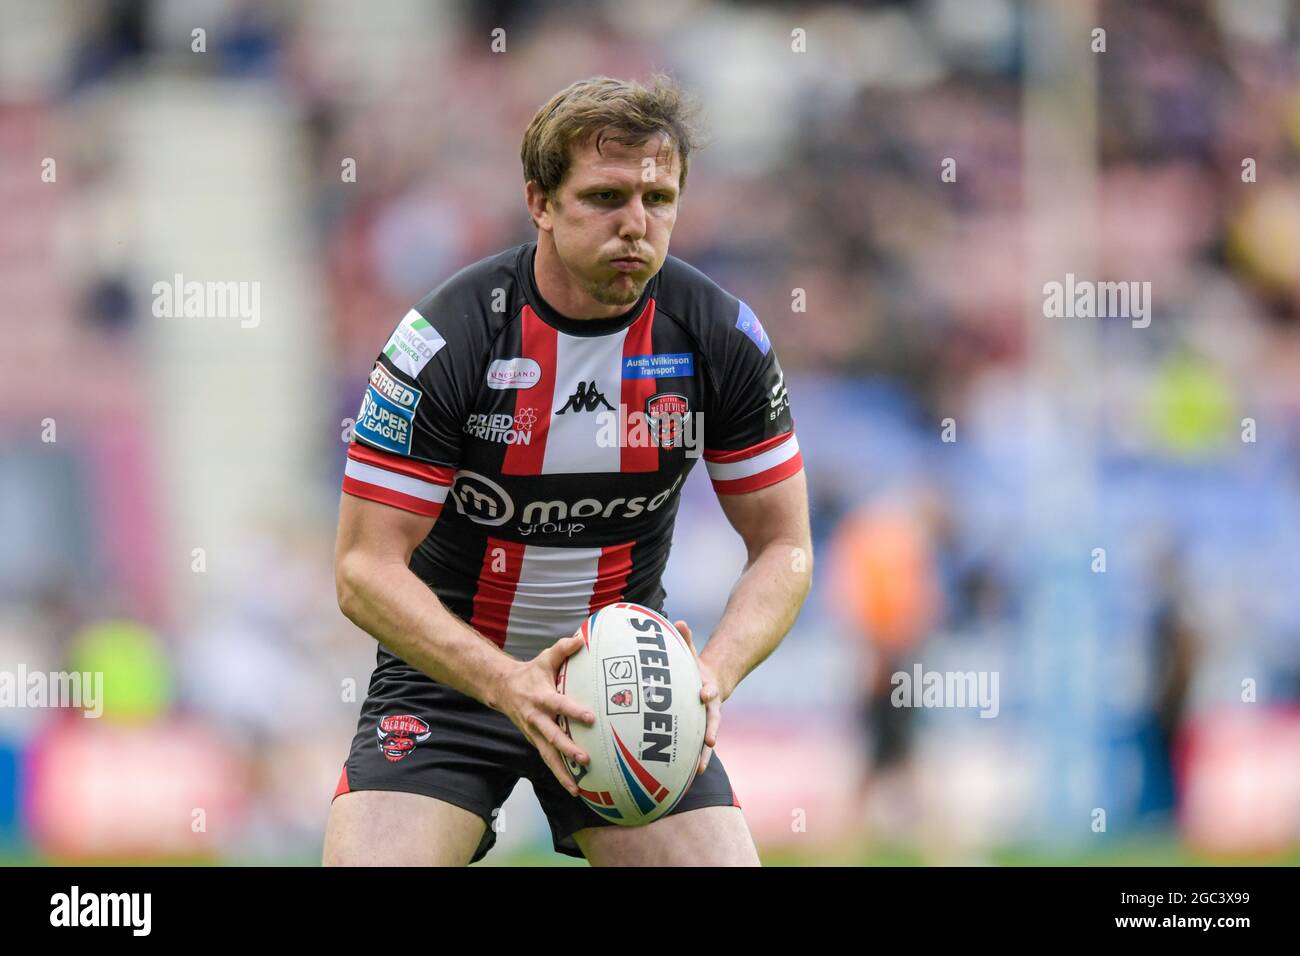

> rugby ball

[{"left": 556, "top": 602, "right": 706, "bottom": 826}]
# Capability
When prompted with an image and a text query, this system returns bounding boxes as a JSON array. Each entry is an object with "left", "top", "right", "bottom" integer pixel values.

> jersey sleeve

[
  {"left": 702, "top": 300, "right": 803, "bottom": 495},
  {"left": 342, "top": 298, "right": 478, "bottom": 518}
]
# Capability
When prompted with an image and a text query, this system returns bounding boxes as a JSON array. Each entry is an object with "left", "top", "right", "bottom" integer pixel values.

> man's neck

[{"left": 533, "top": 234, "right": 628, "bottom": 321}]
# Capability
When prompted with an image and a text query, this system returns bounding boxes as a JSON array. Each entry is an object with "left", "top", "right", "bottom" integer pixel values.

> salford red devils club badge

[
  {"left": 646, "top": 393, "right": 689, "bottom": 449},
  {"left": 376, "top": 714, "right": 432, "bottom": 762}
]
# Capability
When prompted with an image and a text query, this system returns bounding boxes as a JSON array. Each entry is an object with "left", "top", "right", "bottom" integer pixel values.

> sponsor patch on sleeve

[
  {"left": 382, "top": 309, "right": 447, "bottom": 378},
  {"left": 622, "top": 352, "right": 695, "bottom": 379},
  {"left": 734, "top": 301, "right": 770, "bottom": 356},
  {"left": 354, "top": 364, "right": 422, "bottom": 455}
]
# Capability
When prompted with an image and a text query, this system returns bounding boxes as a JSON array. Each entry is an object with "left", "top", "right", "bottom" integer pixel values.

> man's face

[{"left": 533, "top": 132, "right": 680, "bottom": 308}]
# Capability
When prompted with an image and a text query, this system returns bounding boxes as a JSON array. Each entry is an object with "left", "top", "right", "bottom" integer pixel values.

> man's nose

[{"left": 618, "top": 196, "right": 647, "bottom": 240}]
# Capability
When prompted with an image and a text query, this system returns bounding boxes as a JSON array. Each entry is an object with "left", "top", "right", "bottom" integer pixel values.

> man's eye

[{"left": 593, "top": 191, "right": 617, "bottom": 201}]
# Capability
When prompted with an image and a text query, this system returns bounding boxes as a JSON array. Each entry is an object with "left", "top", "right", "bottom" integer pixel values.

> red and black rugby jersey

[{"left": 343, "top": 241, "right": 802, "bottom": 661}]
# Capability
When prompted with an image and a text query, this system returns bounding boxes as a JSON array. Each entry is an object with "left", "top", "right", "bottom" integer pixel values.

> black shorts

[{"left": 333, "top": 656, "right": 741, "bottom": 863}]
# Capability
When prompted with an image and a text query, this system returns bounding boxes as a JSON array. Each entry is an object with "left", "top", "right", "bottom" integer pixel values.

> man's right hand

[{"left": 492, "top": 632, "right": 595, "bottom": 797}]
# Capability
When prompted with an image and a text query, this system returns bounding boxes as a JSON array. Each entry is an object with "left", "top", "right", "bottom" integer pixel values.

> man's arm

[
  {"left": 334, "top": 492, "right": 512, "bottom": 704},
  {"left": 700, "top": 469, "right": 813, "bottom": 702},
  {"left": 334, "top": 493, "right": 593, "bottom": 793}
]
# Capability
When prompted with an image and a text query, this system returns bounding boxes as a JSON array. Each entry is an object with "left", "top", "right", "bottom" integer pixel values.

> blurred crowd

[{"left": 2, "top": 0, "right": 1299, "bottom": 862}]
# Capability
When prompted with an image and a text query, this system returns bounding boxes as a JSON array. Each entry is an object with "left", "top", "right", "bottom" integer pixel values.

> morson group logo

[
  {"left": 451, "top": 470, "right": 685, "bottom": 530},
  {"left": 450, "top": 471, "right": 515, "bottom": 526},
  {"left": 376, "top": 714, "right": 432, "bottom": 762}
]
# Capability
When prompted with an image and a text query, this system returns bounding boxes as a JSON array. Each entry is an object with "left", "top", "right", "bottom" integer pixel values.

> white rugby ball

[{"left": 556, "top": 602, "right": 706, "bottom": 826}]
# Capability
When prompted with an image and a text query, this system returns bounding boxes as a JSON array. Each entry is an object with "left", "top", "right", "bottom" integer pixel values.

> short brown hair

[{"left": 521, "top": 74, "right": 703, "bottom": 202}]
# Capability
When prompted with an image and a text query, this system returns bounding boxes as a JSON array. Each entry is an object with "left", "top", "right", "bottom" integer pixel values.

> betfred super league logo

[{"left": 376, "top": 714, "right": 432, "bottom": 762}]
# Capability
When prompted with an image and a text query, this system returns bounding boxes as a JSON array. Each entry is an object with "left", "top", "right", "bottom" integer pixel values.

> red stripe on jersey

[
  {"left": 502, "top": 306, "right": 558, "bottom": 476},
  {"left": 348, "top": 441, "right": 456, "bottom": 484},
  {"left": 342, "top": 475, "right": 444, "bottom": 517},
  {"left": 470, "top": 537, "right": 527, "bottom": 648},
  {"left": 620, "top": 300, "right": 660, "bottom": 473},
  {"left": 703, "top": 430, "right": 794, "bottom": 463},
  {"left": 333, "top": 764, "right": 350, "bottom": 800},
  {"left": 710, "top": 449, "right": 804, "bottom": 495},
  {"left": 588, "top": 541, "right": 635, "bottom": 613}
]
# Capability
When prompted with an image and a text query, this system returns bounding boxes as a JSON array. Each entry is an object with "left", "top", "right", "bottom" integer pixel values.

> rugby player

[{"left": 323, "top": 75, "right": 811, "bottom": 866}]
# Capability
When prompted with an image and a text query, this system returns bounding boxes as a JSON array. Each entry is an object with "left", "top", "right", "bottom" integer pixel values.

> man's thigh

[
  {"left": 323, "top": 790, "right": 486, "bottom": 866},
  {"left": 328, "top": 662, "right": 530, "bottom": 865},
  {"left": 572, "top": 805, "right": 760, "bottom": 866}
]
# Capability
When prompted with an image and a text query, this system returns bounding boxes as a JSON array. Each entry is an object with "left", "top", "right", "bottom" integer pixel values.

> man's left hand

[{"left": 675, "top": 620, "right": 720, "bottom": 777}]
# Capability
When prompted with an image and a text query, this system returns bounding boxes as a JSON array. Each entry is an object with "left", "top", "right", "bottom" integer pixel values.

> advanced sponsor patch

[
  {"left": 622, "top": 352, "right": 695, "bottom": 379},
  {"left": 382, "top": 309, "right": 447, "bottom": 378},
  {"left": 734, "top": 301, "right": 770, "bottom": 355},
  {"left": 354, "top": 370, "right": 419, "bottom": 454}
]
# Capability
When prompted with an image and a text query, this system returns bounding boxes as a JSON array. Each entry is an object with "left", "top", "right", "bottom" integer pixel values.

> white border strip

[
  {"left": 705, "top": 434, "right": 799, "bottom": 482},
  {"left": 344, "top": 458, "right": 449, "bottom": 503}
]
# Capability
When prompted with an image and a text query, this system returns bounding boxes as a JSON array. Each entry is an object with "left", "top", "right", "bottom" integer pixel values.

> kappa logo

[
  {"left": 556, "top": 381, "right": 615, "bottom": 415},
  {"left": 376, "top": 714, "right": 432, "bottom": 762}
]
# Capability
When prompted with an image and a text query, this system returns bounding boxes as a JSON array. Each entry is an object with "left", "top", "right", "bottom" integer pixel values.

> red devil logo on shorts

[
  {"left": 376, "top": 714, "right": 432, "bottom": 762},
  {"left": 609, "top": 689, "right": 633, "bottom": 708}
]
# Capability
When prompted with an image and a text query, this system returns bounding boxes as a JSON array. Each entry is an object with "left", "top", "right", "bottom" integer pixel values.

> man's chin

[{"left": 588, "top": 278, "right": 645, "bottom": 308}]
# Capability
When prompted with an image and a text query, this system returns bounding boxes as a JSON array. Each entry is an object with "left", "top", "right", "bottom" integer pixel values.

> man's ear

[{"left": 525, "top": 180, "right": 552, "bottom": 231}]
